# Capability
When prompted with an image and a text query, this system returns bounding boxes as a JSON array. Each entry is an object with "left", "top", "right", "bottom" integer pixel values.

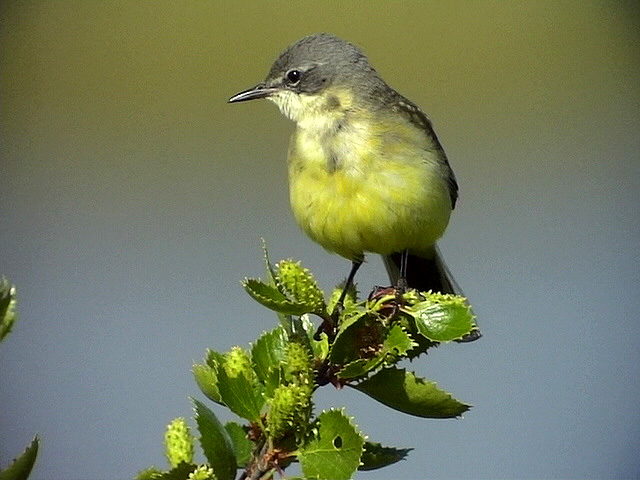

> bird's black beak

[{"left": 228, "top": 83, "right": 277, "bottom": 103}]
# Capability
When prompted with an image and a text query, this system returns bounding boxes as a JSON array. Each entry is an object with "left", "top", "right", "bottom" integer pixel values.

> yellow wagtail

[{"left": 229, "top": 33, "right": 477, "bottom": 340}]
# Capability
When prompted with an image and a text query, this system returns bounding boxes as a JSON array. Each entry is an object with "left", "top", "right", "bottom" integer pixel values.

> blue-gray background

[{"left": 1, "top": 2, "right": 639, "bottom": 479}]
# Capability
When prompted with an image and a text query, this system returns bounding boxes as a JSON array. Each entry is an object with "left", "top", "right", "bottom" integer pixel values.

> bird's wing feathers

[{"left": 388, "top": 93, "right": 459, "bottom": 209}]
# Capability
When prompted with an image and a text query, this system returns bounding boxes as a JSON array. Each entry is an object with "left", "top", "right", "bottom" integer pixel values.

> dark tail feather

[
  {"left": 383, "top": 246, "right": 461, "bottom": 295},
  {"left": 383, "top": 246, "right": 481, "bottom": 342}
]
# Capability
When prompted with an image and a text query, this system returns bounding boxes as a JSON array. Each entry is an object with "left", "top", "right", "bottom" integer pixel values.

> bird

[{"left": 229, "top": 33, "right": 473, "bottom": 330}]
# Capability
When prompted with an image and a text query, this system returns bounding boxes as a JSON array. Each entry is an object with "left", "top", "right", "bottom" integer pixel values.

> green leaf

[
  {"left": 192, "top": 363, "right": 223, "bottom": 405},
  {"left": 0, "top": 278, "right": 18, "bottom": 343},
  {"left": 260, "top": 238, "right": 281, "bottom": 291},
  {"left": 299, "top": 410, "right": 365, "bottom": 480},
  {"left": 405, "top": 294, "right": 475, "bottom": 342},
  {"left": 192, "top": 399, "right": 236, "bottom": 480},
  {"left": 337, "top": 357, "right": 384, "bottom": 380},
  {"left": 402, "top": 327, "right": 439, "bottom": 359},
  {"left": 329, "top": 311, "right": 375, "bottom": 365},
  {"left": 337, "top": 325, "right": 416, "bottom": 380},
  {"left": 135, "top": 466, "right": 163, "bottom": 479},
  {"left": 327, "top": 283, "right": 358, "bottom": 315},
  {"left": 0, "top": 436, "right": 39, "bottom": 480},
  {"left": 276, "top": 260, "right": 326, "bottom": 315},
  {"left": 242, "top": 278, "right": 315, "bottom": 315},
  {"left": 224, "top": 422, "right": 252, "bottom": 468},
  {"left": 192, "top": 349, "right": 226, "bottom": 405},
  {"left": 353, "top": 367, "right": 470, "bottom": 418},
  {"left": 251, "top": 326, "right": 288, "bottom": 384},
  {"left": 138, "top": 462, "right": 197, "bottom": 480},
  {"left": 260, "top": 240, "right": 300, "bottom": 335},
  {"left": 359, "top": 441, "right": 413, "bottom": 471},
  {"left": 204, "top": 348, "right": 226, "bottom": 369},
  {"left": 300, "top": 314, "right": 329, "bottom": 361},
  {"left": 263, "top": 365, "right": 283, "bottom": 399},
  {"left": 383, "top": 324, "right": 415, "bottom": 358},
  {"left": 217, "top": 349, "right": 265, "bottom": 422}
]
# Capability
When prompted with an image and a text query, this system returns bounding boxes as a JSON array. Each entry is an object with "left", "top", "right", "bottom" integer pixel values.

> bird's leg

[
  {"left": 335, "top": 258, "right": 362, "bottom": 313},
  {"left": 315, "top": 259, "right": 362, "bottom": 340},
  {"left": 390, "top": 250, "right": 410, "bottom": 316},
  {"left": 396, "top": 249, "right": 409, "bottom": 293}
]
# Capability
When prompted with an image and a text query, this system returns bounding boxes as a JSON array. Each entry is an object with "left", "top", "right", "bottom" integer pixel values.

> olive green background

[{"left": 1, "top": 2, "right": 639, "bottom": 478}]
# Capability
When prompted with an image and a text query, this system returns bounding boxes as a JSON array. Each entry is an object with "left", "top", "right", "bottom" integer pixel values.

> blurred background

[{"left": 1, "top": 1, "right": 639, "bottom": 479}]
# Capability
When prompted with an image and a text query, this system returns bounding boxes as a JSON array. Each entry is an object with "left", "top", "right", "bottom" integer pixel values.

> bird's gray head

[
  {"left": 229, "top": 34, "right": 384, "bottom": 123},
  {"left": 265, "top": 33, "right": 374, "bottom": 95}
]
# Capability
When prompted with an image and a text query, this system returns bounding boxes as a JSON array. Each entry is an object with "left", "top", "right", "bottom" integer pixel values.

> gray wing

[{"left": 387, "top": 93, "right": 459, "bottom": 209}]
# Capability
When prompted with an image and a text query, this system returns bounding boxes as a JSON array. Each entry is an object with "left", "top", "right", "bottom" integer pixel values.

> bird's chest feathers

[
  {"left": 287, "top": 116, "right": 449, "bottom": 259},
  {"left": 294, "top": 118, "right": 371, "bottom": 174},
  {"left": 289, "top": 115, "right": 426, "bottom": 204}
]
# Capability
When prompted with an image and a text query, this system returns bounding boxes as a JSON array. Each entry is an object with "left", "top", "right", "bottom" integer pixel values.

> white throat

[{"left": 268, "top": 90, "right": 343, "bottom": 133}]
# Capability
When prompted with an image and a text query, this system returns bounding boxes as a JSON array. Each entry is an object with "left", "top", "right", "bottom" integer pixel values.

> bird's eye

[{"left": 286, "top": 69, "right": 301, "bottom": 84}]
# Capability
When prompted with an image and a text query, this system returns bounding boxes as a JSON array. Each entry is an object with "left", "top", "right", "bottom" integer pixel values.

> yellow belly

[{"left": 288, "top": 128, "right": 452, "bottom": 260}]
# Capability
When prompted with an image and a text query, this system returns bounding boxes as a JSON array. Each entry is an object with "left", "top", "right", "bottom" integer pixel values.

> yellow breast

[{"left": 287, "top": 113, "right": 452, "bottom": 261}]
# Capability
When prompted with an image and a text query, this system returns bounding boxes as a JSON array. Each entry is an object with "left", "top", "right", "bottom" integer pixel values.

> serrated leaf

[
  {"left": 224, "top": 422, "right": 252, "bottom": 468},
  {"left": 204, "top": 348, "right": 225, "bottom": 369},
  {"left": 0, "top": 436, "right": 38, "bottom": 480},
  {"left": 300, "top": 314, "right": 329, "bottom": 361},
  {"left": 263, "top": 365, "right": 282, "bottom": 399},
  {"left": 289, "top": 314, "right": 310, "bottom": 341},
  {"left": 338, "top": 325, "right": 416, "bottom": 380},
  {"left": 335, "top": 309, "right": 368, "bottom": 335},
  {"left": 243, "top": 278, "right": 314, "bottom": 315},
  {"left": 299, "top": 410, "right": 365, "bottom": 480},
  {"left": 312, "top": 333, "right": 329, "bottom": 362},
  {"left": 260, "top": 241, "right": 300, "bottom": 335},
  {"left": 242, "top": 278, "right": 291, "bottom": 307},
  {"left": 276, "top": 260, "right": 326, "bottom": 314},
  {"left": 406, "top": 295, "right": 475, "bottom": 342},
  {"left": 358, "top": 441, "right": 413, "bottom": 471},
  {"left": 403, "top": 327, "right": 439, "bottom": 359},
  {"left": 251, "top": 326, "right": 288, "bottom": 384},
  {"left": 329, "top": 311, "right": 373, "bottom": 364},
  {"left": 0, "top": 278, "right": 18, "bottom": 343},
  {"left": 337, "top": 356, "right": 384, "bottom": 380},
  {"left": 327, "top": 283, "right": 358, "bottom": 315},
  {"left": 217, "top": 355, "right": 265, "bottom": 422},
  {"left": 261, "top": 238, "right": 282, "bottom": 291},
  {"left": 193, "top": 363, "right": 223, "bottom": 405},
  {"left": 135, "top": 466, "right": 163, "bottom": 480},
  {"left": 383, "top": 324, "right": 415, "bottom": 357},
  {"left": 140, "top": 462, "right": 196, "bottom": 480},
  {"left": 353, "top": 367, "right": 470, "bottom": 418},
  {"left": 192, "top": 399, "right": 236, "bottom": 480},
  {"left": 192, "top": 349, "right": 226, "bottom": 405}
]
